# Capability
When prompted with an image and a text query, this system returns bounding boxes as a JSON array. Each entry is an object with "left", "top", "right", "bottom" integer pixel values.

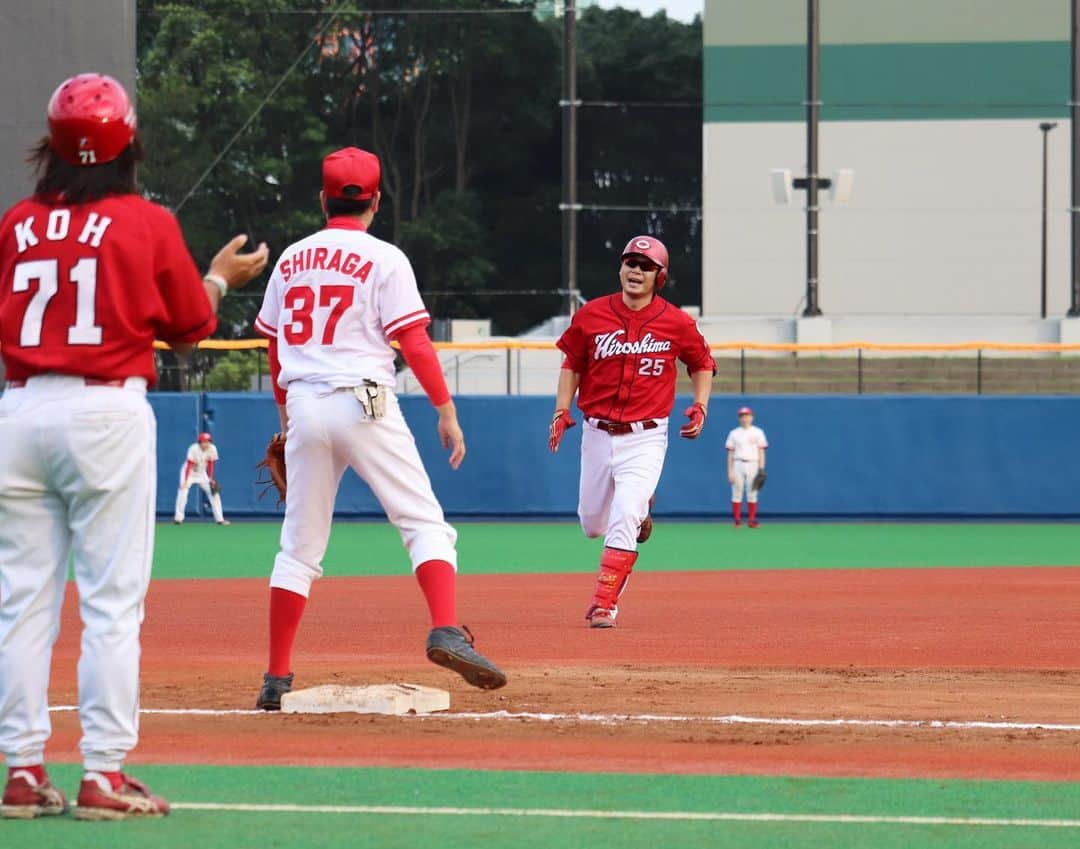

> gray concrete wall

[{"left": 0, "top": 1, "right": 136, "bottom": 210}]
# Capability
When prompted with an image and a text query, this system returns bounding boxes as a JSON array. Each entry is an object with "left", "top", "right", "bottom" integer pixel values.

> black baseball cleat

[
  {"left": 256, "top": 672, "right": 294, "bottom": 710},
  {"left": 426, "top": 626, "right": 508, "bottom": 690},
  {"left": 636, "top": 495, "right": 656, "bottom": 544}
]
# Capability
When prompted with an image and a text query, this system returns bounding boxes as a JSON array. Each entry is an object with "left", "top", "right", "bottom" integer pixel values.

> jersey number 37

[{"left": 283, "top": 284, "right": 355, "bottom": 345}]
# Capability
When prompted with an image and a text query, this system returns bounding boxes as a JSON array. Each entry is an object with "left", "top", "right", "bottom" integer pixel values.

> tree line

[{"left": 136, "top": 0, "right": 702, "bottom": 353}]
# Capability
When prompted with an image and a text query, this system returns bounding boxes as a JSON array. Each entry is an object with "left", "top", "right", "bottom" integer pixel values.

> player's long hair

[{"left": 28, "top": 134, "right": 145, "bottom": 205}]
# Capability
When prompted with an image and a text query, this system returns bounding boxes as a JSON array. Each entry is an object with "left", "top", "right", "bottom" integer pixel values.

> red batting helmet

[
  {"left": 47, "top": 74, "right": 136, "bottom": 166},
  {"left": 198, "top": 432, "right": 212, "bottom": 443},
  {"left": 621, "top": 235, "right": 669, "bottom": 288}
]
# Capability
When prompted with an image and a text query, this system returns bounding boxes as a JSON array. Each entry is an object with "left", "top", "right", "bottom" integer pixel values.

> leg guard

[{"left": 586, "top": 547, "right": 638, "bottom": 620}]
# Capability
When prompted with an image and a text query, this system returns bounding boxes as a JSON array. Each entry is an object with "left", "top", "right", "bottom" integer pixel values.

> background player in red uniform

[
  {"left": 0, "top": 74, "right": 267, "bottom": 820},
  {"left": 549, "top": 236, "right": 715, "bottom": 627}
]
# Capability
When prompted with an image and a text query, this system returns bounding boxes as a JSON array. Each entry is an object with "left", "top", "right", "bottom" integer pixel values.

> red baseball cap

[
  {"left": 322, "top": 147, "right": 380, "bottom": 201},
  {"left": 737, "top": 406, "right": 753, "bottom": 416},
  {"left": 198, "top": 432, "right": 212, "bottom": 442}
]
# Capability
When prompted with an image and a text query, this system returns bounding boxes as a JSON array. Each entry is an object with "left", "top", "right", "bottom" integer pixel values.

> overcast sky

[{"left": 592, "top": 0, "right": 703, "bottom": 23}]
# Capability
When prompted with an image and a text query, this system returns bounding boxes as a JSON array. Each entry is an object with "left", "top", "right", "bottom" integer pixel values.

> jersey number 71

[
  {"left": 283, "top": 284, "right": 355, "bottom": 345},
  {"left": 12, "top": 258, "right": 103, "bottom": 347}
]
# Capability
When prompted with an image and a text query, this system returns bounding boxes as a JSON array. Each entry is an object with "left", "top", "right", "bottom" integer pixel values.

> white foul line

[
  {"left": 167, "top": 802, "right": 1080, "bottom": 828},
  {"left": 45, "top": 705, "right": 1080, "bottom": 732}
]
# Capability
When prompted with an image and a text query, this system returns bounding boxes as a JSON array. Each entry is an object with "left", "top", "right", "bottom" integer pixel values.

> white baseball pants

[
  {"left": 269, "top": 383, "right": 457, "bottom": 598},
  {"left": 731, "top": 459, "right": 760, "bottom": 503},
  {"left": 174, "top": 471, "right": 224, "bottom": 523},
  {"left": 0, "top": 376, "right": 155, "bottom": 772},
  {"left": 578, "top": 418, "right": 668, "bottom": 551}
]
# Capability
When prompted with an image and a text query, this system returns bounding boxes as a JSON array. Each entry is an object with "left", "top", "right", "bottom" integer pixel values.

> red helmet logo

[
  {"left": 621, "top": 235, "right": 669, "bottom": 288},
  {"left": 47, "top": 74, "right": 136, "bottom": 166}
]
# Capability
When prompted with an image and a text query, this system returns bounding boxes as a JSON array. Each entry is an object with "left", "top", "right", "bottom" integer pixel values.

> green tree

[
  {"left": 202, "top": 349, "right": 265, "bottom": 391},
  {"left": 135, "top": 1, "right": 702, "bottom": 342},
  {"left": 573, "top": 8, "right": 704, "bottom": 307}
]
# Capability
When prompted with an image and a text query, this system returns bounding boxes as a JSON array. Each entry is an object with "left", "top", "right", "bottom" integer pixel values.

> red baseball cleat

[
  {"left": 587, "top": 606, "right": 617, "bottom": 628},
  {"left": 1, "top": 769, "right": 67, "bottom": 819},
  {"left": 74, "top": 772, "right": 169, "bottom": 820}
]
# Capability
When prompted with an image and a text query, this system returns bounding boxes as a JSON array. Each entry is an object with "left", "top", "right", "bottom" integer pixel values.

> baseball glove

[
  {"left": 751, "top": 470, "right": 767, "bottom": 492},
  {"left": 255, "top": 433, "right": 287, "bottom": 504},
  {"left": 210, "top": 479, "right": 222, "bottom": 496}
]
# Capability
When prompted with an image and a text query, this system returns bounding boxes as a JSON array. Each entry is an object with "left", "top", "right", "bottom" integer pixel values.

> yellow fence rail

[{"left": 153, "top": 339, "right": 1080, "bottom": 353}]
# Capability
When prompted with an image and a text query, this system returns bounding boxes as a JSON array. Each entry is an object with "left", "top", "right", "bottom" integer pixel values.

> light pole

[{"left": 1040, "top": 121, "right": 1058, "bottom": 318}]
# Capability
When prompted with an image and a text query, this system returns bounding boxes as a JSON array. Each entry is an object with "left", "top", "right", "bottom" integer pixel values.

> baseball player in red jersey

[
  {"left": 174, "top": 432, "right": 229, "bottom": 525},
  {"left": 252, "top": 146, "right": 505, "bottom": 710},
  {"left": 0, "top": 74, "right": 268, "bottom": 819},
  {"left": 549, "top": 236, "right": 715, "bottom": 627}
]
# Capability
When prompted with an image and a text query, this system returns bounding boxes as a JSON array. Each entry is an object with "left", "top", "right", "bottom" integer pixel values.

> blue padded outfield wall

[{"left": 152, "top": 393, "right": 1080, "bottom": 519}]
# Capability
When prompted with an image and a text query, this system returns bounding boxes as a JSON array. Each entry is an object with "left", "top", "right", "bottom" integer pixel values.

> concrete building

[
  {"left": 702, "top": 0, "right": 1077, "bottom": 345},
  {"left": 0, "top": 2, "right": 136, "bottom": 212}
]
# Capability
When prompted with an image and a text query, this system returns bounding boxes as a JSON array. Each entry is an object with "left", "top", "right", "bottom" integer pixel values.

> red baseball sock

[
  {"left": 749, "top": 502, "right": 759, "bottom": 523},
  {"left": 416, "top": 559, "right": 457, "bottom": 628},
  {"left": 268, "top": 587, "right": 307, "bottom": 676},
  {"left": 9, "top": 765, "right": 46, "bottom": 784},
  {"left": 732, "top": 502, "right": 742, "bottom": 523}
]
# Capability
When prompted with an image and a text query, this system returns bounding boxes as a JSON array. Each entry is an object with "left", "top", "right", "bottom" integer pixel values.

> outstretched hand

[{"left": 209, "top": 234, "right": 270, "bottom": 289}]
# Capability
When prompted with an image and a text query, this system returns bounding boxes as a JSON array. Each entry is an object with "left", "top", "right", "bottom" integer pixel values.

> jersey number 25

[
  {"left": 638, "top": 357, "right": 664, "bottom": 376},
  {"left": 283, "top": 284, "right": 355, "bottom": 345}
]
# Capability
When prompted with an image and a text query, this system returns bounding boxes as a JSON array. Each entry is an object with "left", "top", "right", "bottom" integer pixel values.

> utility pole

[
  {"left": 792, "top": 0, "right": 828, "bottom": 316},
  {"left": 1069, "top": 0, "right": 1080, "bottom": 315},
  {"left": 561, "top": 0, "right": 578, "bottom": 314}
]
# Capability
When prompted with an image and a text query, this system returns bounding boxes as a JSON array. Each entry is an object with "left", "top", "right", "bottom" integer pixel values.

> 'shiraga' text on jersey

[{"left": 254, "top": 218, "right": 430, "bottom": 388}]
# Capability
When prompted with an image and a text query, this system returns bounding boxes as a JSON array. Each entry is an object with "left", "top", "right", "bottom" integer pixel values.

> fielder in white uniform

[
  {"left": 252, "top": 146, "right": 505, "bottom": 710},
  {"left": 173, "top": 432, "right": 228, "bottom": 525},
  {"left": 726, "top": 405, "right": 768, "bottom": 528}
]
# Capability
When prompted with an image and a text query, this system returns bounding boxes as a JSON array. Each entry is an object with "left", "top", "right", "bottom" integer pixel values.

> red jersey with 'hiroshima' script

[
  {"left": 0, "top": 194, "right": 215, "bottom": 386},
  {"left": 557, "top": 293, "right": 715, "bottom": 422}
]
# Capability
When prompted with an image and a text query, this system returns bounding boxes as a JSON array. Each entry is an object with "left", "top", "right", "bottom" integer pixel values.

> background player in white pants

[
  {"left": 174, "top": 432, "right": 229, "bottom": 525},
  {"left": 550, "top": 235, "right": 715, "bottom": 628},
  {"left": 0, "top": 74, "right": 267, "bottom": 819},
  {"left": 252, "top": 146, "right": 505, "bottom": 710},
  {"left": 726, "top": 406, "right": 768, "bottom": 528}
]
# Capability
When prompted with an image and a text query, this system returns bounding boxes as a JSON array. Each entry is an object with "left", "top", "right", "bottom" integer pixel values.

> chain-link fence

[{"left": 149, "top": 340, "right": 1080, "bottom": 396}]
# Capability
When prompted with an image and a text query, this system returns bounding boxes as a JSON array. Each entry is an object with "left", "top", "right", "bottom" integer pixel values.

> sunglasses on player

[{"left": 622, "top": 257, "right": 659, "bottom": 272}]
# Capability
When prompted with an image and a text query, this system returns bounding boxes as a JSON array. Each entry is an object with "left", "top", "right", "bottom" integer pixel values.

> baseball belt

[{"left": 589, "top": 418, "right": 659, "bottom": 436}]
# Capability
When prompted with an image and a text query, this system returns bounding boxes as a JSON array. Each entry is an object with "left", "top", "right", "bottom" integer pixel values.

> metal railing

[{"left": 150, "top": 339, "right": 1080, "bottom": 395}]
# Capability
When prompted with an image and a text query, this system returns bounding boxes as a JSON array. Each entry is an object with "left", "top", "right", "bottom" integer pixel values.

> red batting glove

[
  {"left": 549, "top": 408, "right": 577, "bottom": 453},
  {"left": 679, "top": 402, "right": 707, "bottom": 439}
]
